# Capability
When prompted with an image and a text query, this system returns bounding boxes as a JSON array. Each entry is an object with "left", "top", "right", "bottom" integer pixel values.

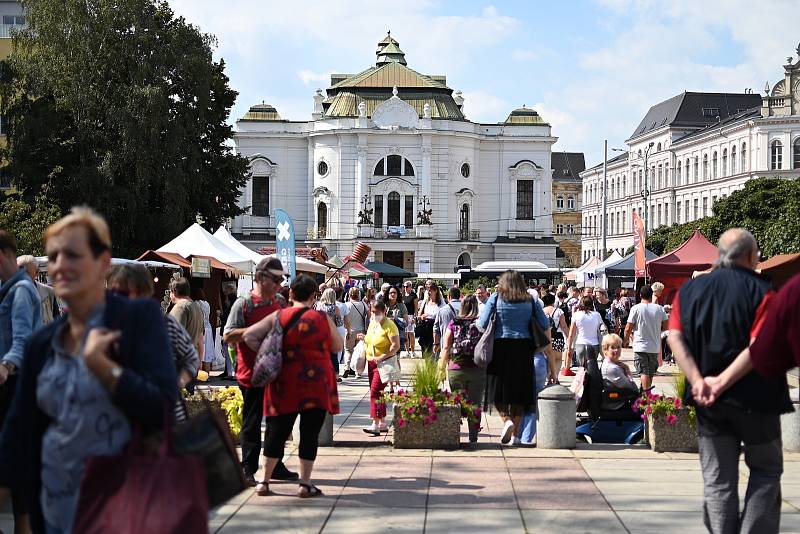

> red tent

[
  {"left": 758, "top": 253, "right": 800, "bottom": 289},
  {"left": 647, "top": 230, "right": 718, "bottom": 304}
]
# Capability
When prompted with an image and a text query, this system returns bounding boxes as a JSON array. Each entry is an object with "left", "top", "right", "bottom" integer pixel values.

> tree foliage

[
  {"left": 2, "top": 0, "right": 249, "bottom": 257},
  {"left": 643, "top": 178, "right": 800, "bottom": 258},
  {"left": 0, "top": 191, "right": 62, "bottom": 255}
]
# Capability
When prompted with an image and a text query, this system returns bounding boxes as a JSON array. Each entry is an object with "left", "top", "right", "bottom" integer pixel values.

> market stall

[
  {"left": 601, "top": 249, "right": 658, "bottom": 291},
  {"left": 564, "top": 257, "right": 602, "bottom": 287},
  {"left": 757, "top": 252, "right": 800, "bottom": 289},
  {"left": 647, "top": 230, "right": 718, "bottom": 304},
  {"left": 591, "top": 251, "right": 624, "bottom": 289}
]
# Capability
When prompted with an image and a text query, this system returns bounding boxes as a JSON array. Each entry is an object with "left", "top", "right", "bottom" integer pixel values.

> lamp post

[{"left": 641, "top": 142, "right": 654, "bottom": 235}]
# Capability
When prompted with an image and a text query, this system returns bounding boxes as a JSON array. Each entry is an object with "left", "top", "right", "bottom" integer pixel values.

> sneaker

[
  {"left": 512, "top": 436, "right": 521, "bottom": 446},
  {"left": 362, "top": 424, "right": 380, "bottom": 436},
  {"left": 500, "top": 420, "right": 515, "bottom": 444},
  {"left": 271, "top": 462, "right": 299, "bottom": 481},
  {"left": 560, "top": 368, "right": 576, "bottom": 377}
]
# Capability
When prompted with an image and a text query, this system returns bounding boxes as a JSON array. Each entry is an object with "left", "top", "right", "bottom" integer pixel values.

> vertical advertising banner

[
  {"left": 632, "top": 211, "right": 646, "bottom": 278},
  {"left": 275, "top": 209, "right": 296, "bottom": 281}
]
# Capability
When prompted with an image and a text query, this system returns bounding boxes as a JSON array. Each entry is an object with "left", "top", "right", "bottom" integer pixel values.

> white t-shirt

[
  {"left": 572, "top": 310, "right": 603, "bottom": 346},
  {"left": 627, "top": 302, "right": 668, "bottom": 353},
  {"left": 546, "top": 306, "right": 566, "bottom": 336}
]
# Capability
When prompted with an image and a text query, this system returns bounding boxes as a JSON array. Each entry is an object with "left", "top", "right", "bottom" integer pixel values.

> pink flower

[
  {"left": 397, "top": 418, "right": 406, "bottom": 427},
  {"left": 475, "top": 408, "right": 482, "bottom": 417},
  {"left": 430, "top": 414, "right": 438, "bottom": 422},
  {"left": 397, "top": 389, "right": 405, "bottom": 396},
  {"left": 666, "top": 414, "right": 677, "bottom": 425},
  {"left": 453, "top": 395, "right": 462, "bottom": 403},
  {"left": 645, "top": 406, "right": 653, "bottom": 415},
  {"left": 674, "top": 398, "right": 682, "bottom": 408}
]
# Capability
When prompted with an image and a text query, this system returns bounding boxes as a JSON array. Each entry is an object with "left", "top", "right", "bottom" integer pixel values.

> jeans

[
  {"left": 697, "top": 403, "right": 783, "bottom": 534},
  {"left": 520, "top": 353, "right": 549, "bottom": 444},
  {"left": 448, "top": 366, "right": 487, "bottom": 441}
]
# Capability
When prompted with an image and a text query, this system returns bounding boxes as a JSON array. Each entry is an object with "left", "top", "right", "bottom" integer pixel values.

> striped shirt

[{"left": 165, "top": 314, "right": 199, "bottom": 421}]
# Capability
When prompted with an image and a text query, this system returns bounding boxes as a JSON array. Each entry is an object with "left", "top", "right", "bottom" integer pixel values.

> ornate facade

[
  {"left": 580, "top": 46, "right": 800, "bottom": 261},
  {"left": 233, "top": 34, "right": 561, "bottom": 272}
]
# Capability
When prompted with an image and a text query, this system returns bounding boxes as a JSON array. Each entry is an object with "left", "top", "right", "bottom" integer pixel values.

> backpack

[
  {"left": 559, "top": 301, "right": 572, "bottom": 327},
  {"left": 548, "top": 309, "right": 564, "bottom": 340},
  {"left": 251, "top": 307, "right": 308, "bottom": 387},
  {"left": 451, "top": 318, "right": 482, "bottom": 361}
]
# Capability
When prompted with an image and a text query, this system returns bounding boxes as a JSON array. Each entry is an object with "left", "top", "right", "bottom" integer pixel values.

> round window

[
  {"left": 460, "top": 162, "right": 470, "bottom": 178},
  {"left": 317, "top": 160, "right": 329, "bottom": 176}
]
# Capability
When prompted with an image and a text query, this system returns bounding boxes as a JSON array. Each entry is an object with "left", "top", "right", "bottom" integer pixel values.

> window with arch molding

[
  {"left": 459, "top": 204, "right": 470, "bottom": 239},
  {"left": 677, "top": 161, "right": 682, "bottom": 185},
  {"left": 694, "top": 157, "right": 699, "bottom": 183},
  {"left": 567, "top": 195, "right": 575, "bottom": 209},
  {"left": 702, "top": 154, "right": 708, "bottom": 180},
  {"left": 387, "top": 191, "right": 401, "bottom": 226},
  {"left": 712, "top": 151, "right": 718, "bottom": 179},
  {"left": 731, "top": 146, "right": 737, "bottom": 174},
  {"left": 374, "top": 155, "right": 415, "bottom": 176},
  {"left": 556, "top": 194, "right": 564, "bottom": 210},
  {"left": 657, "top": 164, "right": 663, "bottom": 189},
  {"left": 460, "top": 162, "right": 471, "bottom": 178},
  {"left": 722, "top": 149, "right": 727, "bottom": 177},
  {"left": 657, "top": 142, "right": 662, "bottom": 151},
  {"left": 794, "top": 138, "right": 800, "bottom": 169},
  {"left": 741, "top": 143, "right": 747, "bottom": 172},
  {"left": 317, "top": 202, "right": 327, "bottom": 237},
  {"left": 771, "top": 140, "right": 783, "bottom": 170}
]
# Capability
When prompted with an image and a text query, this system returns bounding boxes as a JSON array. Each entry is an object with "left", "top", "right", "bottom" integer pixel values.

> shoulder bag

[
  {"left": 473, "top": 300, "right": 496, "bottom": 368},
  {"left": 529, "top": 299, "right": 551, "bottom": 353},
  {"left": 251, "top": 307, "right": 308, "bottom": 387}
]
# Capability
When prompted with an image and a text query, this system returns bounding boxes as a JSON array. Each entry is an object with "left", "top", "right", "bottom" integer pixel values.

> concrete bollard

[
  {"left": 537, "top": 385, "right": 576, "bottom": 449},
  {"left": 292, "top": 411, "right": 334, "bottom": 447},
  {"left": 782, "top": 390, "right": 800, "bottom": 452}
]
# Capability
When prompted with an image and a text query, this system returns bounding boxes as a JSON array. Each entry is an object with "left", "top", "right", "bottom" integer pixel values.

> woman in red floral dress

[{"left": 244, "top": 274, "right": 342, "bottom": 498}]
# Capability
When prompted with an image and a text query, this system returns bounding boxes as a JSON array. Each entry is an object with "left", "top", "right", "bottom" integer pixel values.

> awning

[
  {"left": 137, "top": 250, "right": 241, "bottom": 277},
  {"left": 364, "top": 261, "right": 416, "bottom": 278},
  {"left": 758, "top": 252, "right": 800, "bottom": 289},
  {"left": 647, "top": 230, "right": 718, "bottom": 278},
  {"left": 603, "top": 249, "right": 659, "bottom": 277}
]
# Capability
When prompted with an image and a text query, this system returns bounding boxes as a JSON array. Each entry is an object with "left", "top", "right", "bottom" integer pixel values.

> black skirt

[{"left": 485, "top": 338, "right": 536, "bottom": 416}]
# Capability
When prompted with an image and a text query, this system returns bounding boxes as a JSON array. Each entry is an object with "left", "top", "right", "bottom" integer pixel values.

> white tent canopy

[
  {"left": 593, "top": 251, "right": 624, "bottom": 289},
  {"left": 213, "top": 226, "right": 328, "bottom": 275},
  {"left": 157, "top": 223, "right": 254, "bottom": 272}
]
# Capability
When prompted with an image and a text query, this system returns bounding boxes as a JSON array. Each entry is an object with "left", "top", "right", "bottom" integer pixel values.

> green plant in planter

[
  {"left": 633, "top": 372, "right": 696, "bottom": 429},
  {"left": 380, "top": 356, "right": 481, "bottom": 429},
  {"left": 184, "top": 386, "right": 244, "bottom": 438}
]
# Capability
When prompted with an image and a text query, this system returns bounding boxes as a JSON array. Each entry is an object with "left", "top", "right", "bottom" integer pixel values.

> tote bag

[
  {"left": 377, "top": 355, "right": 402, "bottom": 383},
  {"left": 73, "top": 419, "right": 208, "bottom": 534},
  {"left": 473, "top": 311, "right": 496, "bottom": 368},
  {"left": 252, "top": 308, "right": 308, "bottom": 387}
]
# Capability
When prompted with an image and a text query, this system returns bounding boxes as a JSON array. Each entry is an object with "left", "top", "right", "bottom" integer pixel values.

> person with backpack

[
  {"left": 342, "top": 287, "right": 369, "bottom": 378},
  {"left": 223, "top": 257, "right": 296, "bottom": 486},
  {"left": 542, "top": 293, "right": 568, "bottom": 383},
  {"left": 437, "top": 295, "right": 484, "bottom": 444},
  {"left": 242, "top": 274, "right": 342, "bottom": 499}
]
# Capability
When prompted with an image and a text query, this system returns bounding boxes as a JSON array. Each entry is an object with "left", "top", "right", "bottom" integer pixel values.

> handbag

[
  {"left": 473, "top": 309, "right": 496, "bottom": 368},
  {"left": 529, "top": 299, "right": 551, "bottom": 353},
  {"left": 72, "top": 414, "right": 208, "bottom": 534},
  {"left": 174, "top": 395, "right": 246, "bottom": 508},
  {"left": 350, "top": 340, "right": 367, "bottom": 374},
  {"left": 377, "top": 354, "right": 402, "bottom": 383},
  {"left": 252, "top": 307, "right": 308, "bottom": 387}
]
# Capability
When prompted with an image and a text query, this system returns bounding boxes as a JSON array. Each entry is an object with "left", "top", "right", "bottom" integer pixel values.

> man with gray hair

[
  {"left": 668, "top": 228, "right": 791, "bottom": 534},
  {"left": 17, "top": 255, "right": 60, "bottom": 324}
]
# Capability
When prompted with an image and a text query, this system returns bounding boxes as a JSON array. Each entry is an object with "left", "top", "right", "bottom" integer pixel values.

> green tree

[
  {"left": 2, "top": 0, "right": 248, "bottom": 257},
  {"left": 0, "top": 191, "right": 61, "bottom": 255}
]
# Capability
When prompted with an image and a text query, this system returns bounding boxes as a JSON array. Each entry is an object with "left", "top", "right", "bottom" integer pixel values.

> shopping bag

[
  {"left": 377, "top": 355, "right": 402, "bottom": 383},
  {"left": 571, "top": 368, "right": 587, "bottom": 408},
  {"left": 174, "top": 396, "right": 246, "bottom": 508},
  {"left": 73, "top": 419, "right": 208, "bottom": 534},
  {"left": 350, "top": 340, "right": 367, "bottom": 374}
]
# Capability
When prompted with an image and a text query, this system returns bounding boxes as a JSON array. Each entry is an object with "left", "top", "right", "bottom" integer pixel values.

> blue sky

[{"left": 170, "top": 0, "right": 798, "bottom": 166}]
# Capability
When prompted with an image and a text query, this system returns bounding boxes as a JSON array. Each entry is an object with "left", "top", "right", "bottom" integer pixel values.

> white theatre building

[
  {"left": 580, "top": 47, "right": 800, "bottom": 261},
  {"left": 232, "top": 34, "right": 562, "bottom": 273}
]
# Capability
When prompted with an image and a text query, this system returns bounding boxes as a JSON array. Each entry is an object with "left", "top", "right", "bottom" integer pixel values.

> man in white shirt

[{"left": 624, "top": 284, "right": 668, "bottom": 390}]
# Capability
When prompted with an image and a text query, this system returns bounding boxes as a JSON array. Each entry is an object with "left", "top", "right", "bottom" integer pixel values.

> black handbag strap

[{"left": 282, "top": 307, "right": 309, "bottom": 337}]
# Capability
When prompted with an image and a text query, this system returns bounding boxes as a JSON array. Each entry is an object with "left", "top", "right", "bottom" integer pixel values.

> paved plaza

[{"left": 2, "top": 351, "right": 798, "bottom": 533}]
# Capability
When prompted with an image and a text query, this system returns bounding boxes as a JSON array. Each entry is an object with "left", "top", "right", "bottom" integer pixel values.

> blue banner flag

[{"left": 275, "top": 209, "right": 296, "bottom": 281}]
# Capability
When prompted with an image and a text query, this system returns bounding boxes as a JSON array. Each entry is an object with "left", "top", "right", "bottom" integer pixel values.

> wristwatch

[{"left": 110, "top": 365, "right": 123, "bottom": 380}]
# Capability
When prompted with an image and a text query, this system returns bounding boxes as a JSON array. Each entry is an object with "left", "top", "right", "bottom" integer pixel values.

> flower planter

[
  {"left": 184, "top": 395, "right": 240, "bottom": 442},
  {"left": 647, "top": 408, "right": 697, "bottom": 453},
  {"left": 392, "top": 404, "right": 461, "bottom": 449}
]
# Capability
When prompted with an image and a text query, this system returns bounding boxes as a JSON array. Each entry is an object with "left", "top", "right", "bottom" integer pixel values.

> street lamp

[
  {"left": 633, "top": 142, "right": 655, "bottom": 235},
  {"left": 600, "top": 143, "right": 628, "bottom": 260}
]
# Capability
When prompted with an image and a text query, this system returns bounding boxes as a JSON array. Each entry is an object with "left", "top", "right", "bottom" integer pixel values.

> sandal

[
  {"left": 298, "top": 482, "right": 323, "bottom": 498},
  {"left": 255, "top": 481, "right": 271, "bottom": 496}
]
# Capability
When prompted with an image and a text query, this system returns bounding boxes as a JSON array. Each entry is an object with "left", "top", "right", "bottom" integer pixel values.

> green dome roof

[
  {"left": 504, "top": 106, "right": 545, "bottom": 125},
  {"left": 242, "top": 103, "right": 282, "bottom": 121}
]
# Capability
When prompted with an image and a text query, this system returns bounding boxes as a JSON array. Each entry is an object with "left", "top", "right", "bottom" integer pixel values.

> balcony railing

[
  {"left": 307, "top": 228, "right": 327, "bottom": 239},
  {"left": 459, "top": 229, "right": 480, "bottom": 241},
  {"left": 0, "top": 24, "right": 25, "bottom": 39}
]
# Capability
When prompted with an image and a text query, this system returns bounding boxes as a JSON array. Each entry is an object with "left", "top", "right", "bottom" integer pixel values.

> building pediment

[
  {"left": 371, "top": 88, "right": 419, "bottom": 129},
  {"left": 509, "top": 160, "right": 544, "bottom": 180}
]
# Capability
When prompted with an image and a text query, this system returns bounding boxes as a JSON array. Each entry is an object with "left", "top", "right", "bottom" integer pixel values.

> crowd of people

[{"left": 0, "top": 207, "right": 797, "bottom": 534}]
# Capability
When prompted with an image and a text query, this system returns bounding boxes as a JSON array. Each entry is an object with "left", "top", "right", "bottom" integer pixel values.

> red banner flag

[{"left": 633, "top": 211, "right": 646, "bottom": 277}]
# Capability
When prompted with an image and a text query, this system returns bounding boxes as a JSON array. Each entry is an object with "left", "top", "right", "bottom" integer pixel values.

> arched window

[
  {"left": 657, "top": 164, "right": 663, "bottom": 189},
  {"left": 459, "top": 204, "right": 470, "bottom": 240},
  {"left": 457, "top": 252, "right": 472, "bottom": 268},
  {"left": 694, "top": 157, "right": 699, "bottom": 182},
  {"left": 622, "top": 176, "right": 626, "bottom": 197},
  {"left": 567, "top": 195, "right": 575, "bottom": 209},
  {"left": 702, "top": 154, "right": 708, "bottom": 180},
  {"left": 722, "top": 149, "right": 727, "bottom": 176},
  {"left": 387, "top": 191, "right": 401, "bottom": 226},
  {"left": 556, "top": 194, "right": 564, "bottom": 210},
  {"left": 657, "top": 142, "right": 662, "bottom": 151},
  {"left": 794, "top": 138, "right": 800, "bottom": 169},
  {"left": 374, "top": 156, "right": 415, "bottom": 176},
  {"left": 741, "top": 143, "right": 747, "bottom": 172},
  {"left": 712, "top": 151, "right": 718, "bottom": 179},
  {"left": 731, "top": 146, "right": 737, "bottom": 174},
  {"left": 771, "top": 140, "right": 783, "bottom": 170},
  {"left": 638, "top": 170, "right": 643, "bottom": 192},
  {"left": 317, "top": 202, "right": 327, "bottom": 238},
  {"left": 676, "top": 161, "right": 682, "bottom": 185}
]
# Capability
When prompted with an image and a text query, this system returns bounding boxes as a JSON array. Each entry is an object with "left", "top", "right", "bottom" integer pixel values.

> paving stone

[
  {"left": 321, "top": 506, "right": 426, "bottom": 533},
  {"left": 425, "top": 508, "right": 525, "bottom": 532},
  {"left": 215, "top": 503, "right": 331, "bottom": 533},
  {"left": 522, "top": 510, "right": 625, "bottom": 533}
]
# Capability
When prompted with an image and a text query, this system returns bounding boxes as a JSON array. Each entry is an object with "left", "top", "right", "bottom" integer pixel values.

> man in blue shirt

[{"left": 0, "top": 229, "right": 42, "bottom": 533}]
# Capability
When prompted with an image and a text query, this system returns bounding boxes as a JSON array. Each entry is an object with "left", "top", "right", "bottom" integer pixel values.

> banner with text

[
  {"left": 275, "top": 209, "right": 296, "bottom": 281},
  {"left": 632, "top": 211, "right": 646, "bottom": 278}
]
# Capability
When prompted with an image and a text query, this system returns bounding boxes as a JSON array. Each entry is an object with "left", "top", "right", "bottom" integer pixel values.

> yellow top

[{"left": 364, "top": 318, "right": 399, "bottom": 360}]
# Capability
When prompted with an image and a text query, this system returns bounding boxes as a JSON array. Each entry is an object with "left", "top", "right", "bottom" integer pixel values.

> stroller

[{"left": 575, "top": 357, "right": 645, "bottom": 444}]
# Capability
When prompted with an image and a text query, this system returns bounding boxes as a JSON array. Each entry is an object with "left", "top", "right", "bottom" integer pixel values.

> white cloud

[
  {"left": 460, "top": 90, "right": 510, "bottom": 123},
  {"left": 297, "top": 69, "right": 330, "bottom": 86},
  {"left": 511, "top": 49, "right": 540, "bottom": 62}
]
